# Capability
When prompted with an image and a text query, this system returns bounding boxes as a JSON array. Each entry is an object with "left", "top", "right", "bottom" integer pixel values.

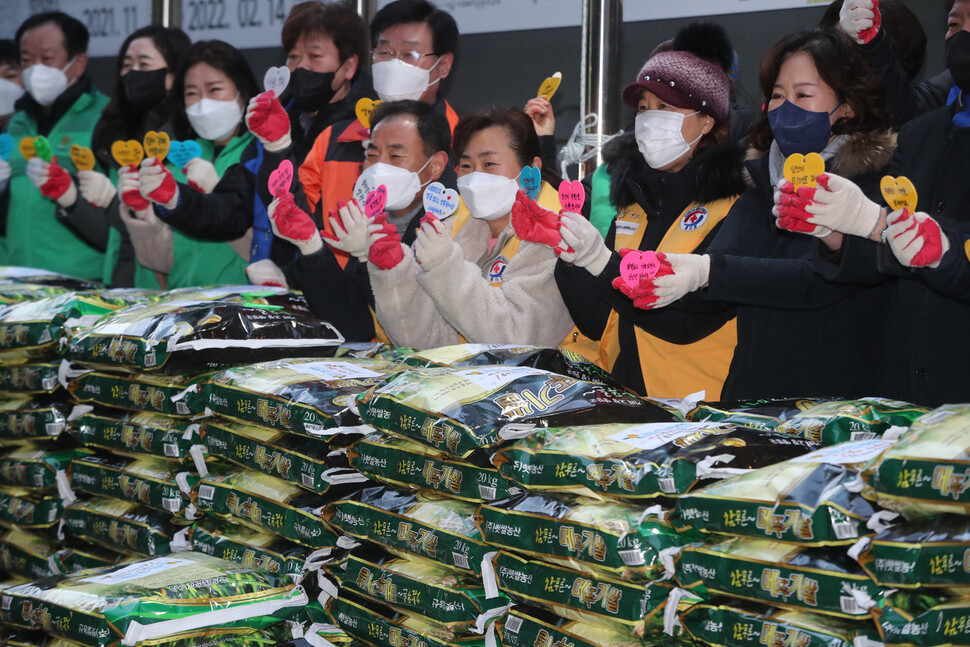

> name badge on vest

[
  {"left": 680, "top": 206, "right": 709, "bottom": 231},
  {"left": 616, "top": 220, "right": 641, "bottom": 237}
]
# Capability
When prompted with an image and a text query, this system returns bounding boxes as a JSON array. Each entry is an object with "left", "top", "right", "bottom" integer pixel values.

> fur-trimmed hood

[{"left": 602, "top": 132, "right": 747, "bottom": 211}]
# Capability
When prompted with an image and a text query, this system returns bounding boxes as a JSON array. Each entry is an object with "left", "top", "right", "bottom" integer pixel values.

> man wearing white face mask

[{"left": 1, "top": 12, "right": 107, "bottom": 278}]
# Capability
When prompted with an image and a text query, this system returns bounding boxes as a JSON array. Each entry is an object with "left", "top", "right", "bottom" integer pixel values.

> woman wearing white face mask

[
  {"left": 541, "top": 23, "right": 746, "bottom": 398},
  {"left": 367, "top": 107, "right": 575, "bottom": 348}
]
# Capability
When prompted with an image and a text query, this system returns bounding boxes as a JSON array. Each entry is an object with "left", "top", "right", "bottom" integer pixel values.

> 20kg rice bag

[
  {"left": 68, "top": 410, "right": 202, "bottom": 464},
  {"left": 0, "top": 528, "right": 64, "bottom": 579},
  {"left": 0, "top": 397, "right": 70, "bottom": 443},
  {"left": 0, "top": 488, "right": 62, "bottom": 530},
  {"left": 66, "top": 369, "right": 208, "bottom": 417},
  {"left": 0, "top": 363, "right": 60, "bottom": 394},
  {"left": 69, "top": 455, "right": 197, "bottom": 516},
  {"left": 675, "top": 439, "right": 898, "bottom": 546},
  {"left": 0, "top": 445, "right": 92, "bottom": 496},
  {"left": 63, "top": 497, "right": 180, "bottom": 557},
  {"left": 189, "top": 519, "right": 312, "bottom": 584},
  {"left": 493, "top": 421, "right": 819, "bottom": 500},
  {"left": 499, "top": 606, "right": 681, "bottom": 647},
  {"left": 688, "top": 398, "right": 828, "bottom": 432},
  {"left": 0, "top": 551, "right": 308, "bottom": 647},
  {"left": 864, "top": 405, "right": 970, "bottom": 518},
  {"left": 329, "top": 594, "right": 490, "bottom": 647},
  {"left": 775, "top": 398, "right": 928, "bottom": 445},
  {"left": 875, "top": 591, "right": 970, "bottom": 647},
  {"left": 58, "top": 546, "right": 129, "bottom": 573},
  {"left": 198, "top": 358, "right": 407, "bottom": 436},
  {"left": 853, "top": 514, "right": 970, "bottom": 588},
  {"left": 68, "top": 300, "right": 343, "bottom": 374},
  {"left": 348, "top": 431, "right": 517, "bottom": 503},
  {"left": 321, "top": 486, "right": 488, "bottom": 575},
  {"left": 356, "top": 366, "right": 675, "bottom": 460},
  {"left": 477, "top": 493, "right": 694, "bottom": 583},
  {"left": 201, "top": 419, "right": 365, "bottom": 495}
]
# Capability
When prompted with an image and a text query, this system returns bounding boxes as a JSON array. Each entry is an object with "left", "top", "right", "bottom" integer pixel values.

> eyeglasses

[{"left": 371, "top": 48, "right": 437, "bottom": 65}]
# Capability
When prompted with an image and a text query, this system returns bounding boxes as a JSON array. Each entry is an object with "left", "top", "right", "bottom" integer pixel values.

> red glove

[
  {"left": 246, "top": 90, "right": 290, "bottom": 145},
  {"left": 611, "top": 249, "right": 675, "bottom": 309},
  {"left": 140, "top": 157, "right": 177, "bottom": 206},
  {"left": 119, "top": 165, "right": 151, "bottom": 211},
  {"left": 859, "top": 0, "right": 881, "bottom": 43},
  {"left": 368, "top": 211, "right": 404, "bottom": 270},
  {"left": 510, "top": 190, "right": 562, "bottom": 246},
  {"left": 269, "top": 189, "right": 322, "bottom": 255},
  {"left": 885, "top": 209, "right": 950, "bottom": 268},
  {"left": 773, "top": 178, "right": 834, "bottom": 237},
  {"left": 38, "top": 158, "right": 72, "bottom": 200}
]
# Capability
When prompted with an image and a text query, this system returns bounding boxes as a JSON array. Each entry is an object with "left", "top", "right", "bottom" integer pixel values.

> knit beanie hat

[{"left": 622, "top": 22, "right": 733, "bottom": 124}]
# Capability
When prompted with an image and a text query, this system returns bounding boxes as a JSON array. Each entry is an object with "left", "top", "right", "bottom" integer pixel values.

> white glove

[
  {"left": 246, "top": 258, "right": 289, "bottom": 287},
  {"left": 26, "top": 157, "right": 77, "bottom": 208},
  {"left": 649, "top": 253, "right": 710, "bottom": 309},
  {"left": 839, "top": 0, "right": 878, "bottom": 45},
  {"left": 788, "top": 173, "right": 882, "bottom": 239},
  {"left": 884, "top": 208, "right": 951, "bottom": 269},
  {"left": 326, "top": 199, "right": 370, "bottom": 259},
  {"left": 413, "top": 217, "right": 457, "bottom": 270},
  {"left": 77, "top": 170, "right": 117, "bottom": 208},
  {"left": 138, "top": 157, "right": 179, "bottom": 210},
  {"left": 558, "top": 210, "right": 612, "bottom": 275},
  {"left": 184, "top": 158, "right": 220, "bottom": 194},
  {"left": 118, "top": 201, "right": 174, "bottom": 274}
]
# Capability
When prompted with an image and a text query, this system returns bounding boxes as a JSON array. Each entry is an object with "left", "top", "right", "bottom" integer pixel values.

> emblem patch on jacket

[{"left": 681, "top": 207, "right": 709, "bottom": 232}]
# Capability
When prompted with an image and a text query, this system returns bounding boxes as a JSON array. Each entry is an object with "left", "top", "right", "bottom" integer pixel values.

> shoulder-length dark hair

[
  {"left": 92, "top": 26, "right": 190, "bottom": 155},
  {"left": 169, "top": 40, "right": 259, "bottom": 141},
  {"left": 748, "top": 28, "right": 891, "bottom": 152},
  {"left": 453, "top": 107, "right": 562, "bottom": 187}
]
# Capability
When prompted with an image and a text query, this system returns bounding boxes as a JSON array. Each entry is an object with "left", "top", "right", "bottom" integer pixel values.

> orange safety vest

[{"left": 600, "top": 197, "right": 739, "bottom": 399}]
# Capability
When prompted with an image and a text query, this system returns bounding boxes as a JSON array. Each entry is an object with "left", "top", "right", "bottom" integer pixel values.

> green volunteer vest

[{"left": 6, "top": 89, "right": 110, "bottom": 279}]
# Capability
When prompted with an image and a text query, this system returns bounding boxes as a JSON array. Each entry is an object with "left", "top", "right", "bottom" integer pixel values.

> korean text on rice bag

[
  {"left": 874, "top": 591, "right": 970, "bottom": 647},
  {"left": 67, "top": 300, "right": 344, "bottom": 374},
  {"left": 356, "top": 366, "right": 676, "bottom": 460},
  {"left": 321, "top": 486, "right": 488, "bottom": 574},
  {"left": 189, "top": 518, "right": 312, "bottom": 584},
  {"left": 853, "top": 514, "right": 970, "bottom": 588},
  {"left": 349, "top": 431, "right": 518, "bottom": 503},
  {"left": 499, "top": 606, "right": 675, "bottom": 647},
  {"left": 775, "top": 398, "right": 928, "bottom": 445},
  {"left": 675, "top": 439, "right": 898, "bottom": 546},
  {"left": 0, "top": 551, "right": 308, "bottom": 647},
  {"left": 0, "top": 445, "right": 92, "bottom": 494},
  {"left": 493, "top": 421, "right": 819, "bottom": 500},
  {"left": 0, "top": 397, "right": 70, "bottom": 443},
  {"left": 0, "top": 527, "right": 65, "bottom": 579},
  {"left": 0, "top": 363, "right": 60, "bottom": 394},
  {"left": 69, "top": 455, "right": 196, "bottom": 516},
  {"left": 477, "top": 493, "right": 694, "bottom": 583},
  {"left": 329, "top": 594, "right": 490, "bottom": 647},
  {"left": 0, "top": 488, "right": 62, "bottom": 530},
  {"left": 63, "top": 497, "right": 180, "bottom": 557},
  {"left": 68, "top": 410, "right": 202, "bottom": 463},
  {"left": 198, "top": 358, "right": 407, "bottom": 436},
  {"left": 66, "top": 369, "right": 208, "bottom": 417}
]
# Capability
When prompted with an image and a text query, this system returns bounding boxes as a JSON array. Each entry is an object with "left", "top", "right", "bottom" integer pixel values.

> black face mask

[
  {"left": 947, "top": 30, "right": 970, "bottom": 93},
  {"left": 123, "top": 68, "right": 169, "bottom": 112},
  {"left": 289, "top": 67, "right": 337, "bottom": 111}
]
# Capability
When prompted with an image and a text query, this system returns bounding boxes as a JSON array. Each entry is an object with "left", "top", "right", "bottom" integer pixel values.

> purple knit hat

[{"left": 622, "top": 50, "right": 730, "bottom": 123}]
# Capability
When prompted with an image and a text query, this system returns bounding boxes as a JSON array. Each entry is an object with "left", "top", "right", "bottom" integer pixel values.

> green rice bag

[
  {"left": 68, "top": 410, "right": 203, "bottom": 463},
  {"left": 329, "top": 594, "right": 490, "bottom": 647},
  {"left": 676, "top": 536, "right": 886, "bottom": 620},
  {"left": 688, "top": 398, "right": 829, "bottom": 432},
  {"left": 356, "top": 366, "right": 675, "bottom": 460},
  {"left": 192, "top": 470, "right": 341, "bottom": 549},
  {"left": 0, "top": 527, "right": 64, "bottom": 579},
  {"left": 321, "top": 486, "right": 488, "bottom": 575},
  {"left": 0, "top": 362, "right": 60, "bottom": 394},
  {"left": 0, "top": 397, "right": 70, "bottom": 443},
  {"left": 69, "top": 455, "right": 197, "bottom": 516},
  {"left": 63, "top": 497, "right": 180, "bottom": 557},
  {"left": 0, "top": 551, "right": 308, "bottom": 647},
  {"left": 67, "top": 300, "right": 343, "bottom": 374},
  {"left": 874, "top": 590, "right": 970, "bottom": 646},
  {"left": 65, "top": 369, "right": 208, "bottom": 417},
  {"left": 0, "top": 445, "right": 92, "bottom": 497},
  {"left": 58, "top": 545, "right": 130, "bottom": 573},
  {"left": 0, "top": 487, "right": 62, "bottom": 529},
  {"left": 198, "top": 358, "right": 407, "bottom": 436},
  {"left": 493, "top": 421, "right": 819, "bottom": 500},
  {"left": 5, "top": 627, "right": 298, "bottom": 647},
  {"left": 864, "top": 405, "right": 970, "bottom": 518},
  {"left": 325, "top": 546, "right": 512, "bottom": 635},
  {"left": 486, "top": 550, "right": 682, "bottom": 631},
  {"left": 498, "top": 606, "right": 672, "bottom": 647},
  {"left": 675, "top": 439, "right": 898, "bottom": 546},
  {"left": 775, "top": 398, "right": 928, "bottom": 445},
  {"left": 349, "top": 431, "right": 518, "bottom": 503},
  {"left": 680, "top": 599, "right": 881, "bottom": 647},
  {"left": 477, "top": 493, "right": 694, "bottom": 583},
  {"left": 853, "top": 514, "right": 970, "bottom": 588},
  {"left": 189, "top": 518, "right": 312, "bottom": 584},
  {"left": 200, "top": 419, "right": 366, "bottom": 495}
]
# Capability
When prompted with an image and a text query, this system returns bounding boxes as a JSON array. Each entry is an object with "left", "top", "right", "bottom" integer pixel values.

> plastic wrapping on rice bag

[
  {"left": 873, "top": 590, "right": 970, "bottom": 647},
  {"left": 0, "top": 363, "right": 60, "bottom": 394},
  {"left": 0, "top": 290, "right": 154, "bottom": 361},
  {"left": 198, "top": 358, "right": 408, "bottom": 437},
  {"left": 688, "top": 398, "right": 829, "bottom": 432},
  {"left": 68, "top": 410, "right": 203, "bottom": 464},
  {"left": 58, "top": 545, "right": 130, "bottom": 573},
  {"left": 189, "top": 519, "right": 313, "bottom": 585},
  {"left": 0, "top": 528, "right": 65, "bottom": 579},
  {"left": 329, "top": 594, "right": 491, "bottom": 647},
  {"left": 493, "top": 421, "right": 820, "bottom": 500},
  {"left": 63, "top": 497, "right": 180, "bottom": 557},
  {"left": 864, "top": 404, "right": 970, "bottom": 518},
  {"left": 0, "top": 283, "right": 68, "bottom": 306},
  {"left": 485, "top": 550, "right": 685, "bottom": 631},
  {"left": 0, "top": 551, "right": 308, "bottom": 647},
  {"left": 679, "top": 599, "right": 882, "bottom": 647},
  {"left": 322, "top": 486, "right": 487, "bottom": 575},
  {"left": 0, "top": 267, "right": 102, "bottom": 291},
  {"left": 402, "top": 344, "right": 628, "bottom": 390},
  {"left": 775, "top": 398, "right": 928, "bottom": 445},
  {"left": 675, "top": 536, "right": 887, "bottom": 619},
  {"left": 65, "top": 368, "right": 209, "bottom": 417},
  {"left": 200, "top": 420, "right": 367, "bottom": 495},
  {"left": 0, "top": 445, "right": 92, "bottom": 497},
  {"left": 348, "top": 431, "right": 518, "bottom": 503},
  {"left": 498, "top": 606, "right": 688, "bottom": 647},
  {"left": 0, "top": 488, "right": 62, "bottom": 529},
  {"left": 356, "top": 366, "right": 675, "bottom": 460},
  {"left": 477, "top": 492, "right": 695, "bottom": 583},
  {"left": 67, "top": 300, "right": 344, "bottom": 374},
  {"left": 69, "top": 455, "right": 197, "bottom": 517},
  {"left": 675, "top": 439, "right": 898, "bottom": 546},
  {"left": 0, "top": 397, "right": 70, "bottom": 443},
  {"left": 324, "top": 545, "right": 513, "bottom": 636},
  {"left": 192, "top": 470, "right": 342, "bottom": 549},
  {"left": 159, "top": 285, "right": 311, "bottom": 315}
]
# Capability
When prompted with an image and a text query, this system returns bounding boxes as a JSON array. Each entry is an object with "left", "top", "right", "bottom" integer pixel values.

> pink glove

[
  {"left": 510, "top": 190, "right": 562, "bottom": 246},
  {"left": 885, "top": 209, "right": 950, "bottom": 268},
  {"left": 611, "top": 249, "right": 675, "bottom": 309},
  {"left": 268, "top": 189, "right": 322, "bottom": 255},
  {"left": 139, "top": 157, "right": 178, "bottom": 209},
  {"left": 245, "top": 91, "right": 291, "bottom": 150},
  {"left": 118, "top": 165, "right": 151, "bottom": 211},
  {"left": 368, "top": 212, "right": 404, "bottom": 270}
]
